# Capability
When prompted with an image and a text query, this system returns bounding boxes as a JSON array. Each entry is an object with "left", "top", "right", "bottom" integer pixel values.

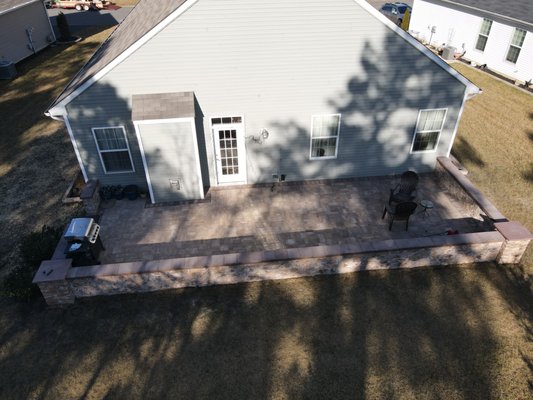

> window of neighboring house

[
  {"left": 309, "top": 114, "right": 341, "bottom": 159},
  {"left": 506, "top": 28, "right": 527, "bottom": 63},
  {"left": 475, "top": 19, "right": 492, "bottom": 51},
  {"left": 92, "top": 126, "right": 135, "bottom": 173},
  {"left": 410, "top": 109, "right": 447, "bottom": 153}
]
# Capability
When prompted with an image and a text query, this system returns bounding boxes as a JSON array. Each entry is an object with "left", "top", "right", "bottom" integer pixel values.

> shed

[{"left": 0, "top": 0, "right": 56, "bottom": 64}]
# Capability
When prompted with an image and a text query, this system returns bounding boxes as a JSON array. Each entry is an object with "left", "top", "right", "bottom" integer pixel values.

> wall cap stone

[
  {"left": 33, "top": 259, "right": 72, "bottom": 284},
  {"left": 65, "top": 231, "right": 505, "bottom": 280},
  {"left": 494, "top": 221, "right": 533, "bottom": 241}
]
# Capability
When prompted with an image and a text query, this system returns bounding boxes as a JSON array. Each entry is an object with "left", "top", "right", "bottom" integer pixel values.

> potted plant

[{"left": 123, "top": 185, "right": 139, "bottom": 200}]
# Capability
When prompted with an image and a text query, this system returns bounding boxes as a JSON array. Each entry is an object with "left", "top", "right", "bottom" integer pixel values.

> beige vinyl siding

[
  {"left": 67, "top": 0, "right": 467, "bottom": 187},
  {"left": 0, "top": 1, "right": 54, "bottom": 63}
]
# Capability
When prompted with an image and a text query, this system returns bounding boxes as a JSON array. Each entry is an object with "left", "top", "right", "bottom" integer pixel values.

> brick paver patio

[{"left": 97, "top": 174, "right": 491, "bottom": 264}]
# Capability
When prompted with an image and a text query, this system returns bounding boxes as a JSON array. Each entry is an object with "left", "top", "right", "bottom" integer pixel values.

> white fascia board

[
  {"left": 0, "top": 0, "right": 39, "bottom": 16},
  {"left": 48, "top": 0, "right": 199, "bottom": 114},
  {"left": 353, "top": 0, "right": 480, "bottom": 96}
]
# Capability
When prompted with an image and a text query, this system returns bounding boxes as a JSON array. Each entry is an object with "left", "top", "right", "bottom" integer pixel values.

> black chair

[
  {"left": 388, "top": 171, "right": 419, "bottom": 204},
  {"left": 382, "top": 201, "right": 418, "bottom": 231}
]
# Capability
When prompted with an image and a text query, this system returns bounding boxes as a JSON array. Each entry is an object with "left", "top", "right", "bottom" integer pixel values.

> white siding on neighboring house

[{"left": 410, "top": 0, "right": 533, "bottom": 83}]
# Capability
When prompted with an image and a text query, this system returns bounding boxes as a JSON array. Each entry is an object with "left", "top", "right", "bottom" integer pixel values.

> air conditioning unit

[
  {"left": 0, "top": 60, "right": 17, "bottom": 79},
  {"left": 441, "top": 46, "right": 456, "bottom": 61}
]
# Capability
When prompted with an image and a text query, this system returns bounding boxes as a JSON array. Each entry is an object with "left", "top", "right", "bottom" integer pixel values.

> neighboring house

[
  {"left": 409, "top": 0, "right": 533, "bottom": 84},
  {"left": 46, "top": 0, "right": 479, "bottom": 204},
  {"left": 0, "top": 0, "right": 56, "bottom": 63}
]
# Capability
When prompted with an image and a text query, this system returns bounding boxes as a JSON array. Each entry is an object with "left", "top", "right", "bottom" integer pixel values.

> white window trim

[
  {"left": 309, "top": 114, "right": 341, "bottom": 160},
  {"left": 409, "top": 108, "right": 448, "bottom": 154},
  {"left": 505, "top": 28, "right": 526, "bottom": 64},
  {"left": 91, "top": 126, "right": 135, "bottom": 174},
  {"left": 474, "top": 19, "right": 492, "bottom": 52},
  {"left": 209, "top": 114, "right": 248, "bottom": 186}
]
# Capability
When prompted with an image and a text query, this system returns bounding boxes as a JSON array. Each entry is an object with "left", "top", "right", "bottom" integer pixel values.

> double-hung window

[
  {"left": 309, "top": 114, "right": 341, "bottom": 159},
  {"left": 92, "top": 126, "right": 134, "bottom": 173},
  {"left": 475, "top": 19, "right": 492, "bottom": 51},
  {"left": 410, "top": 109, "right": 447, "bottom": 153},
  {"left": 506, "top": 28, "right": 526, "bottom": 63}
]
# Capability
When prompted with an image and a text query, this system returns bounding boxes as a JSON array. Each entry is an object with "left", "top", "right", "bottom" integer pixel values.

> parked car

[{"left": 379, "top": 2, "right": 412, "bottom": 26}]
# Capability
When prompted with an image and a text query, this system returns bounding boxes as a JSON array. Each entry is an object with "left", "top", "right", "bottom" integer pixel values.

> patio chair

[
  {"left": 388, "top": 171, "right": 419, "bottom": 204},
  {"left": 382, "top": 201, "right": 418, "bottom": 231}
]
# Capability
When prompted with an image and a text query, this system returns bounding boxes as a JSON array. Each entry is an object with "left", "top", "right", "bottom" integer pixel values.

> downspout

[{"left": 445, "top": 85, "right": 482, "bottom": 158}]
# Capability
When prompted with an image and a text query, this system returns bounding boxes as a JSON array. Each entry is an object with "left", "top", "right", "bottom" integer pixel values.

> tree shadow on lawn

[
  {"left": 2, "top": 15, "right": 531, "bottom": 400},
  {"left": 0, "top": 264, "right": 531, "bottom": 399},
  {"left": 0, "top": 26, "right": 113, "bottom": 167},
  {"left": 0, "top": 26, "right": 114, "bottom": 268},
  {"left": 451, "top": 136, "right": 485, "bottom": 168}
]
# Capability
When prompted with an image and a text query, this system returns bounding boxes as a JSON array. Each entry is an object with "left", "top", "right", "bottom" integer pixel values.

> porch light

[{"left": 247, "top": 129, "right": 269, "bottom": 144}]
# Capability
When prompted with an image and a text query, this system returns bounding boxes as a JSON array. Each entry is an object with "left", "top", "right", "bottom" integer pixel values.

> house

[
  {"left": 409, "top": 0, "right": 533, "bottom": 84},
  {"left": 46, "top": 0, "right": 479, "bottom": 204},
  {"left": 0, "top": 0, "right": 56, "bottom": 64}
]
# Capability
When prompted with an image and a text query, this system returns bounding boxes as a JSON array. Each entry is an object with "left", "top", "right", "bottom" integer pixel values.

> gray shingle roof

[
  {"left": 427, "top": 0, "right": 533, "bottom": 27},
  {"left": 0, "top": 0, "right": 39, "bottom": 15},
  {"left": 48, "top": 0, "right": 188, "bottom": 111},
  {"left": 132, "top": 92, "right": 195, "bottom": 121}
]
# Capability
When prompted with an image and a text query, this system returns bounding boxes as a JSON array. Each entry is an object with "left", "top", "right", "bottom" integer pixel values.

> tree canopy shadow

[{"left": 1, "top": 10, "right": 532, "bottom": 400}]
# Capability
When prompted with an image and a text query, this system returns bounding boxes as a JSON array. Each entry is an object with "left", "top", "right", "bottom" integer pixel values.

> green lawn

[{"left": 0, "top": 31, "right": 531, "bottom": 400}]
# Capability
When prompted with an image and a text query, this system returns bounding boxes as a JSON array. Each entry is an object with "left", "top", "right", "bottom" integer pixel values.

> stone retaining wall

[
  {"left": 34, "top": 157, "right": 532, "bottom": 306},
  {"left": 67, "top": 235, "right": 503, "bottom": 298}
]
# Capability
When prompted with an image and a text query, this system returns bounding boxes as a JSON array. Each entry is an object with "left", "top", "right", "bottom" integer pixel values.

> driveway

[{"left": 47, "top": 6, "right": 133, "bottom": 29}]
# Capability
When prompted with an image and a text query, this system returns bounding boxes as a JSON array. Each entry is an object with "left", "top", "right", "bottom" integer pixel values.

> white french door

[{"left": 212, "top": 117, "right": 247, "bottom": 184}]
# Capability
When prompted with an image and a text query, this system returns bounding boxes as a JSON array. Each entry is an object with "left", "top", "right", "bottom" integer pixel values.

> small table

[{"left": 419, "top": 199, "right": 434, "bottom": 218}]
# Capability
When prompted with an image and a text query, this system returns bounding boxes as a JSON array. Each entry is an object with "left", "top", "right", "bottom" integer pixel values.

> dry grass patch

[
  {"left": 0, "top": 27, "right": 114, "bottom": 274},
  {"left": 451, "top": 63, "right": 533, "bottom": 270},
  {"left": 0, "top": 264, "right": 531, "bottom": 399},
  {"left": 112, "top": 0, "right": 139, "bottom": 6}
]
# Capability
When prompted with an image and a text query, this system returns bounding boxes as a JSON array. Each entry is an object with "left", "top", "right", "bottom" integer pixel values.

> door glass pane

[{"left": 218, "top": 129, "right": 239, "bottom": 175}]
